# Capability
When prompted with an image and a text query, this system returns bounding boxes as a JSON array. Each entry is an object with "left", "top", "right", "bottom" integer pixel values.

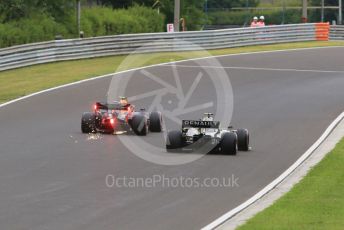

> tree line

[{"left": 1, "top": 0, "right": 340, "bottom": 48}]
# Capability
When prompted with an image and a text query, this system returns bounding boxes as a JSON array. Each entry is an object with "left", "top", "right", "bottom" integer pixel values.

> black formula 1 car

[
  {"left": 81, "top": 97, "right": 162, "bottom": 135},
  {"left": 166, "top": 113, "right": 250, "bottom": 155}
]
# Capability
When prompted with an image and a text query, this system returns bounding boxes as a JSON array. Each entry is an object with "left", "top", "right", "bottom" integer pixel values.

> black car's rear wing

[{"left": 182, "top": 120, "right": 220, "bottom": 129}]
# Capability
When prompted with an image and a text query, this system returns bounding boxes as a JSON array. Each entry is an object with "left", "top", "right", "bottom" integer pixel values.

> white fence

[
  {"left": 330, "top": 25, "right": 344, "bottom": 40},
  {"left": 0, "top": 23, "right": 331, "bottom": 72}
]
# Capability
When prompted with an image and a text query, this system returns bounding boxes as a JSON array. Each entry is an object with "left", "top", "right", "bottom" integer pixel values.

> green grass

[
  {"left": 238, "top": 137, "right": 344, "bottom": 230},
  {"left": 1, "top": 41, "right": 344, "bottom": 104}
]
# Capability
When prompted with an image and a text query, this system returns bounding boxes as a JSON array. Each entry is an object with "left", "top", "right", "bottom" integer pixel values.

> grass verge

[
  {"left": 238, "top": 137, "right": 344, "bottom": 230},
  {"left": 0, "top": 41, "right": 344, "bottom": 104}
]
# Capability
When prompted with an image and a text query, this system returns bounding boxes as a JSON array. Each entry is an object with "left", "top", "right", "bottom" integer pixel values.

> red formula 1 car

[{"left": 81, "top": 97, "right": 162, "bottom": 135}]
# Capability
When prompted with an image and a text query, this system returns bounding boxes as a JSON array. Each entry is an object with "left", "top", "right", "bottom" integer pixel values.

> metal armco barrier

[
  {"left": 0, "top": 23, "right": 333, "bottom": 72},
  {"left": 330, "top": 25, "right": 344, "bottom": 40},
  {"left": 315, "top": 23, "right": 330, "bottom": 41}
]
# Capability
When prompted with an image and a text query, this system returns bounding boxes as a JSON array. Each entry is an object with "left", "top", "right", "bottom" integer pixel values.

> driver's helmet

[
  {"left": 202, "top": 113, "right": 214, "bottom": 121},
  {"left": 119, "top": 96, "right": 128, "bottom": 106},
  {"left": 201, "top": 113, "right": 215, "bottom": 133}
]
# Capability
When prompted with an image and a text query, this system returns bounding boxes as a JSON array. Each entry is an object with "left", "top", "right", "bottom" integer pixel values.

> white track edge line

[{"left": 202, "top": 111, "right": 344, "bottom": 230}]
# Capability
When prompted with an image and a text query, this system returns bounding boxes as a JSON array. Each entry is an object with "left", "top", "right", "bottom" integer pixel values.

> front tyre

[
  {"left": 237, "top": 128, "right": 249, "bottom": 151},
  {"left": 149, "top": 111, "right": 162, "bottom": 132},
  {"left": 220, "top": 132, "right": 237, "bottom": 155}
]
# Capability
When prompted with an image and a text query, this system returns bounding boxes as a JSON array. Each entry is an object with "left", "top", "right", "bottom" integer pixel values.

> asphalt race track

[{"left": 0, "top": 47, "right": 344, "bottom": 230}]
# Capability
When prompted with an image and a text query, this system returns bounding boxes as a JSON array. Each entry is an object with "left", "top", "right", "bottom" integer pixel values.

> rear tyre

[
  {"left": 237, "top": 128, "right": 249, "bottom": 151},
  {"left": 220, "top": 132, "right": 237, "bottom": 155},
  {"left": 131, "top": 114, "right": 148, "bottom": 136},
  {"left": 81, "top": 112, "right": 96, "bottom": 133},
  {"left": 166, "top": 130, "right": 184, "bottom": 151},
  {"left": 149, "top": 111, "right": 162, "bottom": 132}
]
